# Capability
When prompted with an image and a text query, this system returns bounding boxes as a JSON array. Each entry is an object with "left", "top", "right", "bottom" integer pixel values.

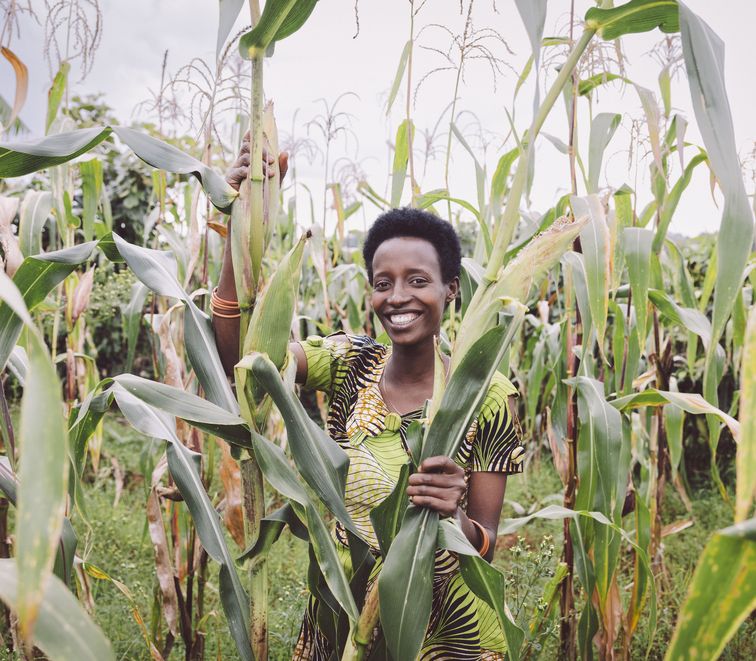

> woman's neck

[{"left": 386, "top": 336, "right": 446, "bottom": 386}]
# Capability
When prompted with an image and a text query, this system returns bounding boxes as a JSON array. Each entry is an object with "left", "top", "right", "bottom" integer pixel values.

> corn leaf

[
  {"left": 665, "top": 519, "right": 756, "bottom": 661},
  {"left": 385, "top": 40, "right": 411, "bottom": 116},
  {"left": 0, "top": 127, "right": 111, "bottom": 178},
  {"left": 0, "top": 559, "right": 114, "bottom": 661},
  {"left": 736, "top": 307, "right": 756, "bottom": 522},
  {"left": 624, "top": 228, "right": 653, "bottom": 348},
  {"left": 45, "top": 62, "right": 69, "bottom": 131},
  {"left": 610, "top": 389, "right": 739, "bottom": 439},
  {"left": 438, "top": 519, "right": 525, "bottom": 660},
  {"left": 216, "top": 0, "right": 245, "bottom": 58},
  {"left": 585, "top": 0, "right": 679, "bottom": 41},
  {"left": 242, "top": 352, "right": 358, "bottom": 534},
  {"left": 113, "top": 234, "right": 238, "bottom": 413},
  {"left": 572, "top": 195, "right": 610, "bottom": 357},
  {"left": 111, "top": 386, "right": 253, "bottom": 661},
  {"left": 238, "top": 504, "right": 308, "bottom": 562},
  {"left": 587, "top": 113, "right": 621, "bottom": 193},
  {"left": 0, "top": 271, "right": 68, "bottom": 639},
  {"left": 239, "top": 0, "right": 318, "bottom": 58},
  {"left": 79, "top": 158, "right": 102, "bottom": 242},
  {"left": 391, "top": 119, "right": 413, "bottom": 207},
  {"left": 18, "top": 190, "right": 52, "bottom": 257},
  {"left": 250, "top": 432, "right": 359, "bottom": 622},
  {"left": 369, "top": 463, "right": 410, "bottom": 557},
  {"left": 122, "top": 281, "right": 148, "bottom": 371}
]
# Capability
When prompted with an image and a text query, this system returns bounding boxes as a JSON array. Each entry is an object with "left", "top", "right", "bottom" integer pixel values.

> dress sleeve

[
  {"left": 469, "top": 374, "right": 525, "bottom": 474},
  {"left": 298, "top": 333, "right": 352, "bottom": 395}
]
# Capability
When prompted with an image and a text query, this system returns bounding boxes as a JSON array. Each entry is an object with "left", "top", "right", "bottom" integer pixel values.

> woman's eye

[
  {"left": 374, "top": 281, "right": 390, "bottom": 291},
  {"left": 411, "top": 278, "right": 428, "bottom": 286}
]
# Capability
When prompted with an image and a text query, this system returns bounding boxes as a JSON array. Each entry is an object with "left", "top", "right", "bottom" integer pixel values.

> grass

[{"left": 2, "top": 417, "right": 754, "bottom": 660}]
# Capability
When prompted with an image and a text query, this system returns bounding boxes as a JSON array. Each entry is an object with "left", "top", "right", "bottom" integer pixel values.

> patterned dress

[{"left": 292, "top": 333, "right": 525, "bottom": 660}]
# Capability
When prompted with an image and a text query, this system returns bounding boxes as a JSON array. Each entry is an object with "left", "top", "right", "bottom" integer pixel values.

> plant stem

[{"left": 406, "top": 2, "right": 417, "bottom": 206}]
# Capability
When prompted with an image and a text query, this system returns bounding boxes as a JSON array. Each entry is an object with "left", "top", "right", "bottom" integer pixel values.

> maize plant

[{"left": 0, "top": 0, "right": 754, "bottom": 660}]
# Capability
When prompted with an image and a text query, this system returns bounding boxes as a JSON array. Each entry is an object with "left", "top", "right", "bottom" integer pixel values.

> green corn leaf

[
  {"left": 665, "top": 519, "right": 756, "bottom": 661},
  {"left": 239, "top": 0, "right": 318, "bottom": 58},
  {"left": 438, "top": 519, "right": 525, "bottom": 660},
  {"left": 0, "top": 127, "right": 111, "bottom": 178},
  {"left": 0, "top": 271, "right": 69, "bottom": 639},
  {"left": 79, "top": 158, "right": 102, "bottom": 242},
  {"left": 0, "top": 559, "right": 115, "bottom": 661},
  {"left": 250, "top": 432, "right": 359, "bottom": 622},
  {"left": 736, "top": 307, "right": 755, "bottom": 522},
  {"left": 378, "top": 506, "right": 438, "bottom": 661},
  {"left": 216, "top": 0, "right": 245, "bottom": 58},
  {"left": 111, "top": 374, "right": 250, "bottom": 446},
  {"left": 238, "top": 504, "right": 308, "bottom": 562},
  {"left": 112, "top": 234, "right": 238, "bottom": 413},
  {"left": 369, "top": 462, "right": 410, "bottom": 556},
  {"left": 391, "top": 119, "right": 413, "bottom": 207},
  {"left": 242, "top": 352, "right": 358, "bottom": 534},
  {"left": 122, "top": 281, "right": 148, "bottom": 371},
  {"left": 18, "top": 190, "right": 52, "bottom": 257},
  {"left": 386, "top": 40, "right": 411, "bottom": 116},
  {"left": 243, "top": 231, "right": 308, "bottom": 366},
  {"left": 585, "top": 0, "right": 679, "bottom": 41},
  {"left": 664, "top": 385, "right": 685, "bottom": 478},
  {"left": 652, "top": 152, "right": 708, "bottom": 253},
  {"left": 610, "top": 389, "right": 739, "bottom": 439},
  {"left": 111, "top": 386, "right": 253, "bottom": 661},
  {"left": 587, "top": 113, "right": 621, "bottom": 193},
  {"left": 572, "top": 195, "right": 610, "bottom": 357},
  {"left": 561, "top": 251, "right": 593, "bottom": 352},
  {"left": 624, "top": 228, "right": 654, "bottom": 348},
  {"left": 578, "top": 72, "right": 626, "bottom": 96},
  {"left": 45, "top": 61, "right": 69, "bottom": 132}
]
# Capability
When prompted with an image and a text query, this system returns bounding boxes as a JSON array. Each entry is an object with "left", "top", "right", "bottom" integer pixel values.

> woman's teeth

[{"left": 390, "top": 312, "right": 420, "bottom": 326}]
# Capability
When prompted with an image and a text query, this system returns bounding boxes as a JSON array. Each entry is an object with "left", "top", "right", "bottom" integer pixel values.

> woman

[{"left": 214, "top": 137, "right": 525, "bottom": 659}]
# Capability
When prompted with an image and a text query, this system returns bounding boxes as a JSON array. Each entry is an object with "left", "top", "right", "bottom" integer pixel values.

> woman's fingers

[
  {"left": 226, "top": 150, "right": 289, "bottom": 189},
  {"left": 408, "top": 472, "right": 462, "bottom": 488},
  {"left": 408, "top": 495, "right": 457, "bottom": 517},
  {"left": 418, "top": 455, "right": 463, "bottom": 475}
]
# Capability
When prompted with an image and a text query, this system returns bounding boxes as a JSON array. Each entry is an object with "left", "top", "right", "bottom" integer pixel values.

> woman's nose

[{"left": 387, "top": 283, "right": 411, "bottom": 305}]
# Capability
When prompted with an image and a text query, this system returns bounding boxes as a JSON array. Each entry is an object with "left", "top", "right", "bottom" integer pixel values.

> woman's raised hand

[
  {"left": 407, "top": 456, "right": 467, "bottom": 519},
  {"left": 226, "top": 131, "right": 289, "bottom": 192}
]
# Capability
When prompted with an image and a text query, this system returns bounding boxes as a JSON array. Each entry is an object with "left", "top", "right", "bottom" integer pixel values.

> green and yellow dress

[{"left": 292, "top": 333, "right": 525, "bottom": 660}]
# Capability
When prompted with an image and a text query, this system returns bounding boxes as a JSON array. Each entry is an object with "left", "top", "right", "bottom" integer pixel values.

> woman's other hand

[
  {"left": 407, "top": 456, "right": 466, "bottom": 518},
  {"left": 226, "top": 131, "right": 289, "bottom": 192}
]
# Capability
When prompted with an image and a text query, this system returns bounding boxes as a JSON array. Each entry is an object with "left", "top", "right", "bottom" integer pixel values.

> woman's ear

[{"left": 446, "top": 276, "right": 460, "bottom": 303}]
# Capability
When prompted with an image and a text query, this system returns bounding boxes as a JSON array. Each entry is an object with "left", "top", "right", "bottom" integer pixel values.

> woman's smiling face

[{"left": 370, "top": 236, "right": 459, "bottom": 347}]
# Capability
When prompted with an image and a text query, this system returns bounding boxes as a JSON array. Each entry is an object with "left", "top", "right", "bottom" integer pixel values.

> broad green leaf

[
  {"left": 239, "top": 0, "right": 318, "bottom": 58},
  {"left": 610, "top": 389, "right": 739, "bottom": 438},
  {"left": 652, "top": 152, "right": 707, "bottom": 252},
  {"left": 585, "top": 0, "right": 679, "bottom": 41},
  {"left": 665, "top": 519, "right": 756, "bottom": 661},
  {"left": 737, "top": 307, "right": 756, "bottom": 522},
  {"left": 378, "top": 506, "right": 437, "bottom": 661},
  {"left": 79, "top": 158, "right": 102, "bottom": 242},
  {"left": 18, "top": 190, "right": 52, "bottom": 257},
  {"left": 391, "top": 119, "right": 413, "bottom": 207},
  {"left": 238, "top": 504, "right": 308, "bottom": 562},
  {"left": 369, "top": 462, "right": 410, "bottom": 556},
  {"left": 386, "top": 40, "right": 411, "bottom": 116},
  {"left": 664, "top": 386, "right": 685, "bottom": 478},
  {"left": 0, "top": 127, "right": 111, "bottom": 178},
  {"left": 0, "top": 559, "right": 115, "bottom": 661},
  {"left": 113, "top": 234, "right": 238, "bottom": 413},
  {"left": 242, "top": 352, "right": 357, "bottom": 533},
  {"left": 572, "top": 195, "right": 610, "bottom": 356},
  {"left": 250, "top": 432, "right": 359, "bottom": 622},
  {"left": 561, "top": 251, "right": 593, "bottom": 352},
  {"left": 587, "top": 113, "right": 621, "bottom": 193},
  {"left": 0, "top": 271, "right": 69, "bottom": 639},
  {"left": 111, "top": 126, "right": 237, "bottom": 212},
  {"left": 45, "top": 62, "right": 69, "bottom": 131},
  {"left": 216, "top": 0, "right": 245, "bottom": 58},
  {"left": 624, "top": 228, "right": 653, "bottom": 348},
  {"left": 438, "top": 519, "right": 525, "bottom": 660},
  {"left": 578, "top": 72, "right": 626, "bottom": 96},
  {"left": 122, "top": 281, "right": 148, "bottom": 371},
  {"left": 111, "top": 387, "right": 253, "bottom": 661},
  {"left": 111, "top": 374, "right": 250, "bottom": 446}
]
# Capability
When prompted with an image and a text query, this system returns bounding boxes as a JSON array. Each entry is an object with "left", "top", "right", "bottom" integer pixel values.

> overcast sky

[{"left": 5, "top": 1, "right": 756, "bottom": 237}]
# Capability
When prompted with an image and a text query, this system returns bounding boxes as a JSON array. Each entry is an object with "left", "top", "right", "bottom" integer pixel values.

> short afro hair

[{"left": 362, "top": 207, "right": 462, "bottom": 284}]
